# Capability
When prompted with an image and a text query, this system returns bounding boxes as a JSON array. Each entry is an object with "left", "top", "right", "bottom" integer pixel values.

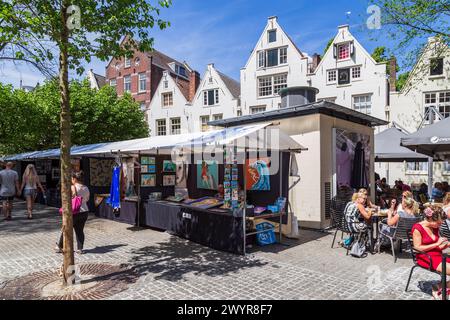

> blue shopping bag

[{"left": 256, "top": 222, "right": 276, "bottom": 246}]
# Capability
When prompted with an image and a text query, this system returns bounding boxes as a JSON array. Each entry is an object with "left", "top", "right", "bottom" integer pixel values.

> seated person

[
  {"left": 432, "top": 182, "right": 444, "bottom": 201},
  {"left": 412, "top": 205, "right": 450, "bottom": 299},
  {"left": 345, "top": 190, "right": 373, "bottom": 233},
  {"left": 358, "top": 188, "right": 378, "bottom": 210},
  {"left": 442, "top": 181, "right": 449, "bottom": 193},
  {"left": 418, "top": 183, "right": 429, "bottom": 203},
  {"left": 443, "top": 192, "right": 450, "bottom": 228},
  {"left": 397, "top": 191, "right": 413, "bottom": 212}
]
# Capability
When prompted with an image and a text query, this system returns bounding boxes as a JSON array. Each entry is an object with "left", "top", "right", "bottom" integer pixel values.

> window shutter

[
  {"left": 333, "top": 44, "right": 337, "bottom": 59},
  {"left": 350, "top": 42, "right": 355, "bottom": 57}
]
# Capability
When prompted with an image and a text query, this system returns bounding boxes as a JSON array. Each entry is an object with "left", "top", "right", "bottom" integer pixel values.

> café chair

[
  {"left": 405, "top": 231, "right": 442, "bottom": 292},
  {"left": 330, "top": 202, "right": 352, "bottom": 249},
  {"left": 378, "top": 217, "right": 420, "bottom": 263},
  {"left": 440, "top": 222, "right": 450, "bottom": 239}
]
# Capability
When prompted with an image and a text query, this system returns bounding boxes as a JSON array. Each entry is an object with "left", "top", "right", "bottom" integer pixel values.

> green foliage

[
  {"left": 396, "top": 71, "right": 410, "bottom": 91},
  {"left": 323, "top": 38, "right": 334, "bottom": 56},
  {"left": 371, "top": 46, "right": 400, "bottom": 74},
  {"left": 0, "top": 80, "right": 149, "bottom": 156}
]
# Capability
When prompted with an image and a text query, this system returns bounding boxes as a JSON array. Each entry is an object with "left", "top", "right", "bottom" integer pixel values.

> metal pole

[
  {"left": 279, "top": 151, "right": 282, "bottom": 244},
  {"left": 428, "top": 157, "right": 433, "bottom": 202},
  {"left": 137, "top": 151, "right": 141, "bottom": 228},
  {"left": 243, "top": 147, "right": 247, "bottom": 256},
  {"left": 443, "top": 254, "right": 447, "bottom": 301}
]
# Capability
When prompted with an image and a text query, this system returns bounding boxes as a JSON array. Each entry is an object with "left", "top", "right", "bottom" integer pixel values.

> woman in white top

[
  {"left": 20, "top": 164, "right": 45, "bottom": 219},
  {"left": 56, "top": 171, "right": 90, "bottom": 254}
]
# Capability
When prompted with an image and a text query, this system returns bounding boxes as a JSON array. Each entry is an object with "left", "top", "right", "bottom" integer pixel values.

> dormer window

[
  {"left": 257, "top": 47, "right": 287, "bottom": 68},
  {"left": 430, "top": 58, "right": 444, "bottom": 76},
  {"left": 268, "top": 29, "right": 277, "bottom": 43},
  {"left": 175, "top": 64, "right": 187, "bottom": 77},
  {"left": 203, "top": 89, "right": 219, "bottom": 106},
  {"left": 338, "top": 43, "right": 350, "bottom": 60}
]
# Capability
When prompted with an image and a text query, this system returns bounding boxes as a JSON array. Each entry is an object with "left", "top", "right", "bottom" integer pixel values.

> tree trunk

[{"left": 59, "top": 1, "right": 74, "bottom": 285}]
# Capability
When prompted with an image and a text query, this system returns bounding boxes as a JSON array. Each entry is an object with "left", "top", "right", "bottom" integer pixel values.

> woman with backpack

[{"left": 55, "top": 171, "right": 90, "bottom": 254}]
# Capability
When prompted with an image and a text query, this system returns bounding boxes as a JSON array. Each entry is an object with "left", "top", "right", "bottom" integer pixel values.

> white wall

[
  {"left": 310, "top": 25, "right": 389, "bottom": 133},
  {"left": 240, "top": 16, "right": 310, "bottom": 115},
  {"left": 189, "top": 64, "right": 239, "bottom": 132},
  {"left": 148, "top": 71, "right": 189, "bottom": 136}
]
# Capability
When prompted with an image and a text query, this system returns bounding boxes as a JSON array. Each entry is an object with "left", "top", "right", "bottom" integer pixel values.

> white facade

[
  {"left": 190, "top": 64, "right": 240, "bottom": 132},
  {"left": 310, "top": 25, "right": 389, "bottom": 129},
  {"left": 385, "top": 37, "right": 450, "bottom": 185},
  {"left": 148, "top": 70, "right": 189, "bottom": 136},
  {"left": 240, "top": 16, "right": 310, "bottom": 115}
]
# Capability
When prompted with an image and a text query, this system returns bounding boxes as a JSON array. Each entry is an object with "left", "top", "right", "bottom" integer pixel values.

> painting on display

[
  {"left": 175, "top": 161, "right": 188, "bottom": 188},
  {"left": 147, "top": 164, "right": 156, "bottom": 173},
  {"left": 89, "top": 158, "right": 115, "bottom": 187},
  {"left": 163, "top": 160, "right": 176, "bottom": 172},
  {"left": 141, "top": 165, "right": 148, "bottom": 173},
  {"left": 196, "top": 160, "right": 218, "bottom": 190},
  {"left": 163, "top": 175, "right": 176, "bottom": 186},
  {"left": 141, "top": 174, "right": 156, "bottom": 187},
  {"left": 245, "top": 158, "right": 271, "bottom": 191},
  {"left": 141, "top": 156, "right": 155, "bottom": 165},
  {"left": 186, "top": 197, "right": 223, "bottom": 210}
]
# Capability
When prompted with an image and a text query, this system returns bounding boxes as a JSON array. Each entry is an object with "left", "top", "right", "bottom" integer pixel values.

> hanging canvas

[
  {"left": 141, "top": 156, "right": 151, "bottom": 165},
  {"left": 163, "top": 175, "right": 176, "bottom": 186},
  {"left": 246, "top": 158, "right": 271, "bottom": 191},
  {"left": 89, "top": 159, "right": 115, "bottom": 187},
  {"left": 148, "top": 164, "right": 156, "bottom": 173},
  {"left": 141, "top": 174, "right": 156, "bottom": 187},
  {"left": 196, "top": 160, "right": 218, "bottom": 190},
  {"left": 175, "top": 161, "right": 188, "bottom": 187},
  {"left": 141, "top": 165, "right": 148, "bottom": 173},
  {"left": 163, "top": 160, "right": 176, "bottom": 172}
]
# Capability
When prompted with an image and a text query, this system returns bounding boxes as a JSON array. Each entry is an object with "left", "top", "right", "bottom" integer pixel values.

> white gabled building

[
  {"left": 386, "top": 37, "right": 450, "bottom": 184},
  {"left": 240, "top": 16, "right": 310, "bottom": 115},
  {"left": 190, "top": 63, "right": 240, "bottom": 132},
  {"left": 148, "top": 69, "right": 196, "bottom": 136},
  {"left": 309, "top": 25, "right": 389, "bottom": 128}
]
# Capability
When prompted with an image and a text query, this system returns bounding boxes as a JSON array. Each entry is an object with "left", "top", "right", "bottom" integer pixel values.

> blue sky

[{"left": 0, "top": 0, "right": 417, "bottom": 88}]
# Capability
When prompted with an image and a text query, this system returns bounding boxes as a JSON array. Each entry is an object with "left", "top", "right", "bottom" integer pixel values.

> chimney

[
  {"left": 189, "top": 70, "right": 201, "bottom": 102},
  {"left": 389, "top": 56, "right": 397, "bottom": 92},
  {"left": 311, "top": 53, "right": 321, "bottom": 73}
]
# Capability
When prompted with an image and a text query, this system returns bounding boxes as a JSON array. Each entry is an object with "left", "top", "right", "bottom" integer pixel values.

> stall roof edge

[{"left": 208, "top": 101, "right": 388, "bottom": 128}]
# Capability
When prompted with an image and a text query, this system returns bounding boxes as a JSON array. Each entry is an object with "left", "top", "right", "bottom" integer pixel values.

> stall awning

[
  {"left": 401, "top": 117, "right": 450, "bottom": 160},
  {"left": 375, "top": 127, "right": 429, "bottom": 162},
  {"left": 175, "top": 123, "right": 307, "bottom": 152}
]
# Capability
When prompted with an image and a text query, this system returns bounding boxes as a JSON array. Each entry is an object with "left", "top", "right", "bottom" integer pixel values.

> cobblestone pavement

[{"left": 0, "top": 201, "right": 439, "bottom": 300}]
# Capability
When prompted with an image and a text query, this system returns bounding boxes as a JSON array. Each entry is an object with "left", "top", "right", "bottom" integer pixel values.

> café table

[{"left": 370, "top": 208, "right": 389, "bottom": 243}]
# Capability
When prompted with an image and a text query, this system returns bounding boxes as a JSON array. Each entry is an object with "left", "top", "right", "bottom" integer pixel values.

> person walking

[
  {"left": 0, "top": 162, "right": 20, "bottom": 221},
  {"left": 20, "top": 164, "right": 45, "bottom": 219},
  {"left": 56, "top": 171, "right": 90, "bottom": 254}
]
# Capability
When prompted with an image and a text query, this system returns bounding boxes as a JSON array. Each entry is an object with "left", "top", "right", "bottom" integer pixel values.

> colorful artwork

[
  {"left": 186, "top": 197, "right": 223, "bottom": 209},
  {"left": 175, "top": 161, "right": 188, "bottom": 187},
  {"left": 141, "top": 156, "right": 155, "bottom": 165},
  {"left": 141, "top": 174, "right": 156, "bottom": 187},
  {"left": 89, "top": 158, "right": 115, "bottom": 187},
  {"left": 163, "top": 175, "right": 176, "bottom": 186},
  {"left": 148, "top": 164, "right": 156, "bottom": 173},
  {"left": 246, "top": 158, "right": 271, "bottom": 191},
  {"left": 163, "top": 160, "right": 176, "bottom": 172},
  {"left": 141, "top": 165, "right": 148, "bottom": 173},
  {"left": 197, "top": 160, "right": 218, "bottom": 190}
]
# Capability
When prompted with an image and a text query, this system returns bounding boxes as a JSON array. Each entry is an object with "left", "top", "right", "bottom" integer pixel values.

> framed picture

[
  {"left": 196, "top": 160, "right": 218, "bottom": 190},
  {"left": 148, "top": 157, "right": 156, "bottom": 165},
  {"left": 141, "top": 165, "right": 148, "bottom": 173},
  {"left": 163, "top": 175, "right": 176, "bottom": 186},
  {"left": 148, "top": 164, "right": 156, "bottom": 173},
  {"left": 245, "top": 158, "right": 271, "bottom": 191},
  {"left": 141, "top": 174, "right": 156, "bottom": 187},
  {"left": 141, "top": 156, "right": 155, "bottom": 165},
  {"left": 163, "top": 160, "right": 176, "bottom": 172}
]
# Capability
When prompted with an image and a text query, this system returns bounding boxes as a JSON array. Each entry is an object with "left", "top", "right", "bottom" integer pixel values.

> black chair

[
  {"left": 330, "top": 198, "right": 352, "bottom": 248},
  {"left": 439, "top": 222, "right": 450, "bottom": 239},
  {"left": 378, "top": 217, "right": 421, "bottom": 263},
  {"left": 405, "top": 231, "right": 441, "bottom": 292}
]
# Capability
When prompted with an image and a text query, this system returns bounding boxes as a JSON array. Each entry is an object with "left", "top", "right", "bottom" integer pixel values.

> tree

[
  {"left": 396, "top": 71, "right": 410, "bottom": 91},
  {"left": 323, "top": 37, "right": 334, "bottom": 56},
  {"left": 0, "top": 0, "right": 171, "bottom": 285},
  {"left": 369, "top": 0, "right": 449, "bottom": 66}
]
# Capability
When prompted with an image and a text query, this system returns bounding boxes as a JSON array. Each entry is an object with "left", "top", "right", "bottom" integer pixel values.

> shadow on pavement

[{"left": 83, "top": 244, "right": 128, "bottom": 254}]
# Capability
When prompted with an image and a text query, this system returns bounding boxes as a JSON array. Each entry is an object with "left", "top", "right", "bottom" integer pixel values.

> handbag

[
  {"left": 350, "top": 237, "right": 367, "bottom": 258},
  {"left": 59, "top": 187, "right": 83, "bottom": 215}
]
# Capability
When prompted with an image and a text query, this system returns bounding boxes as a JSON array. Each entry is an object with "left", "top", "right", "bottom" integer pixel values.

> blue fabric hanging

[{"left": 106, "top": 166, "right": 121, "bottom": 210}]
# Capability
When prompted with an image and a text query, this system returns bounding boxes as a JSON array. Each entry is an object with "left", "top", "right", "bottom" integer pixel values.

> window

[
  {"left": 200, "top": 115, "right": 210, "bottom": 132},
  {"left": 268, "top": 30, "right": 277, "bottom": 43},
  {"left": 273, "top": 74, "right": 288, "bottom": 94},
  {"left": 406, "top": 162, "right": 428, "bottom": 173},
  {"left": 424, "top": 91, "right": 450, "bottom": 121},
  {"left": 425, "top": 93, "right": 437, "bottom": 104},
  {"left": 175, "top": 64, "right": 187, "bottom": 77},
  {"left": 237, "top": 109, "right": 242, "bottom": 117},
  {"left": 110, "top": 79, "right": 116, "bottom": 89},
  {"left": 250, "top": 106, "right": 266, "bottom": 114},
  {"left": 139, "top": 102, "right": 146, "bottom": 111},
  {"left": 352, "top": 66, "right": 361, "bottom": 79},
  {"left": 138, "top": 73, "right": 146, "bottom": 92},
  {"left": 209, "top": 77, "right": 213, "bottom": 84},
  {"left": 353, "top": 95, "right": 372, "bottom": 115},
  {"left": 258, "top": 76, "right": 272, "bottom": 97},
  {"left": 213, "top": 114, "right": 223, "bottom": 121},
  {"left": 124, "top": 75, "right": 131, "bottom": 92},
  {"left": 156, "top": 119, "right": 166, "bottom": 136},
  {"left": 134, "top": 58, "right": 140, "bottom": 66},
  {"left": 337, "top": 43, "right": 350, "bottom": 60},
  {"left": 267, "top": 49, "right": 278, "bottom": 67},
  {"left": 327, "top": 70, "right": 337, "bottom": 83},
  {"left": 279, "top": 47, "right": 287, "bottom": 64},
  {"left": 124, "top": 57, "right": 131, "bottom": 68},
  {"left": 258, "top": 51, "right": 265, "bottom": 68},
  {"left": 430, "top": 58, "right": 444, "bottom": 76},
  {"left": 439, "top": 92, "right": 450, "bottom": 118},
  {"left": 444, "top": 162, "right": 450, "bottom": 174},
  {"left": 338, "top": 68, "right": 351, "bottom": 85},
  {"left": 170, "top": 118, "right": 181, "bottom": 135},
  {"left": 162, "top": 92, "right": 173, "bottom": 107},
  {"left": 163, "top": 80, "right": 168, "bottom": 89},
  {"left": 203, "top": 89, "right": 219, "bottom": 106}
]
